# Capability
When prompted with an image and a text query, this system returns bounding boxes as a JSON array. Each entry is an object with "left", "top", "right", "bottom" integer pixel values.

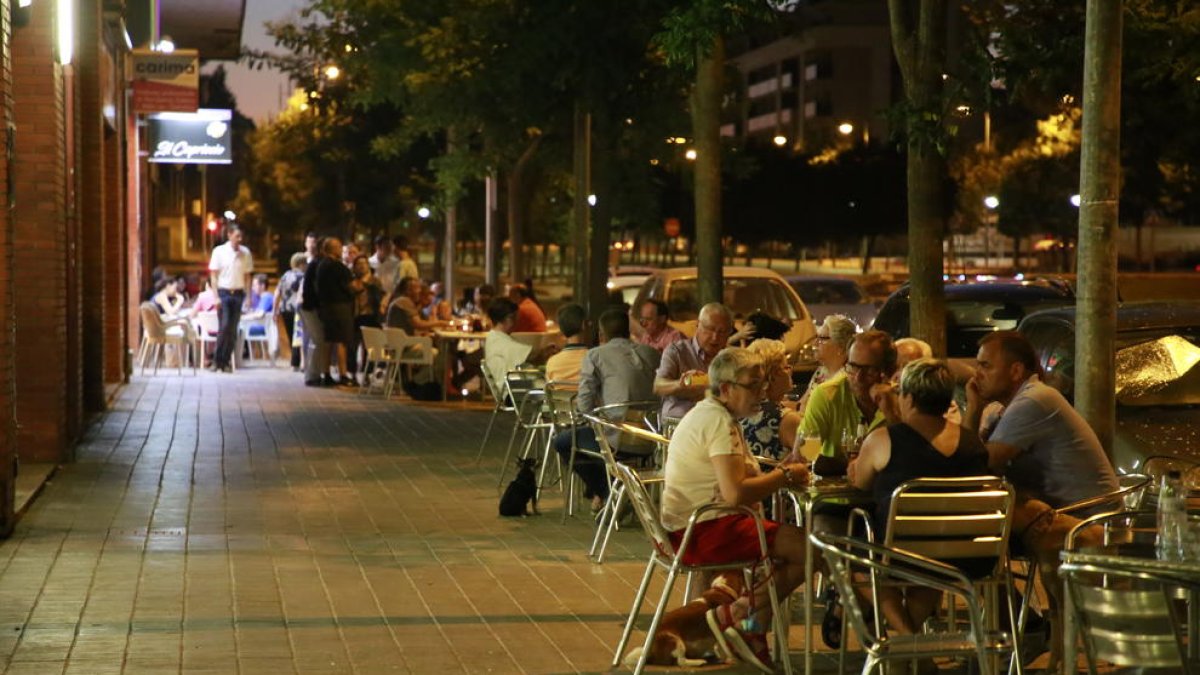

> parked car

[
  {"left": 1018, "top": 302, "right": 1200, "bottom": 473},
  {"left": 631, "top": 266, "right": 817, "bottom": 361},
  {"left": 785, "top": 275, "right": 879, "bottom": 329},
  {"left": 872, "top": 277, "right": 1075, "bottom": 357},
  {"left": 608, "top": 270, "right": 652, "bottom": 308}
]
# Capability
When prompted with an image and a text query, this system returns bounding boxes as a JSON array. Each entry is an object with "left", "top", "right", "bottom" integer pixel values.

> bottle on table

[{"left": 1156, "top": 469, "right": 1187, "bottom": 562}]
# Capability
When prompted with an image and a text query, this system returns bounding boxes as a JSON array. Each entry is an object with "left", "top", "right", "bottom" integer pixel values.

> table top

[
  {"left": 788, "top": 477, "right": 871, "bottom": 500},
  {"left": 432, "top": 330, "right": 479, "bottom": 340},
  {"left": 1064, "top": 542, "right": 1200, "bottom": 578}
]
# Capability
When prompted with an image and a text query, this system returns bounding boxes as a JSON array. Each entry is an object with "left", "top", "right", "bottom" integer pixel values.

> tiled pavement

[{"left": 0, "top": 368, "right": 815, "bottom": 675}]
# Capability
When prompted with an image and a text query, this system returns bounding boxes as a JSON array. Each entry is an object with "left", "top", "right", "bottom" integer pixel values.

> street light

[
  {"left": 223, "top": 210, "right": 237, "bottom": 221},
  {"left": 684, "top": 148, "right": 697, "bottom": 161},
  {"left": 324, "top": 64, "right": 341, "bottom": 80},
  {"left": 983, "top": 195, "right": 1000, "bottom": 210},
  {"left": 772, "top": 134, "right": 788, "bottom": 147},
  {"left": 837, "top": 122, "right": 854, "bottom": 136},
  {"left": 156, "top": 36, "right": 175, "bottom": 53},
  {"left": 417, "top": 206, "right": 431, "bottom": 219},
  {"left": 586, "top": 194, "right": 597, "bottom": 206},
  {"left": 1070, "top": 194, "right": 1081, "bottom": 207}
]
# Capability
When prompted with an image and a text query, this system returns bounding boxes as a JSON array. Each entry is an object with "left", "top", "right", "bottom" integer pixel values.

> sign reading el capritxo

[{"left": 131, "top": 48, "right": 199, "bottom": 114}]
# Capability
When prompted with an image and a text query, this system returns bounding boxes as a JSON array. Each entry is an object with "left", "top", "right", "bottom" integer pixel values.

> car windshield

[
  {"left": 791, "top": 280, "right": 866, "bottom": 305},
  {"left": 1115, "top": 330, "right": 1200, "bottom": 407},
  {"left": 666, "top": 277, "right": 800, "bottom": 323}
]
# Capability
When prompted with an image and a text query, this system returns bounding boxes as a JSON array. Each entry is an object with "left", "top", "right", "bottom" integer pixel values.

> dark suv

[{"left": 872, "top": 278, "right": 1075, "bottom": 357}]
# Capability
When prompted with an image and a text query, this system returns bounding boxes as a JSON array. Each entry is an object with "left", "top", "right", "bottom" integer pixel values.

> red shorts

[{"left": 668, "top": 514, "right": 780, "bottom": 566}]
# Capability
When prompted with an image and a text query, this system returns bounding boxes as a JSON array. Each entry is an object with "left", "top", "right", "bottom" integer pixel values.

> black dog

[{"left": 499, "top": 458, "right": 540, "bottom": 517}]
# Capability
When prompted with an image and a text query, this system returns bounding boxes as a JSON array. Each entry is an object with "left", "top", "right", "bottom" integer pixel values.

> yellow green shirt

[{"left": 798, "top": 372, "right": 886, "bottom": 456}]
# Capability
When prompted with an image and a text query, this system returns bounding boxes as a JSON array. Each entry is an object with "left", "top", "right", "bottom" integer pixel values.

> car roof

[
  {"left": 1021, "top": 301, "right": 1200, "bottom": 332},
  {"left": 648, "top": 266, "right": 787, "bottom": 280},
  {"left": 784, "top": 275, "right": 861, "bottom": 286},
  {"left": 890, "top": 279, "right": 1074, "bottom": 302}
]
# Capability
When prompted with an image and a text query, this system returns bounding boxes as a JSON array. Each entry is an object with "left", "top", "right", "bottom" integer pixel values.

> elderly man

[
  {"left": 634, "top": 299, "right": 684, "bottom": 352},
  {"left": 654, "top": 303, "right": 734, "bottom": 421},
  {"left": 799, "top": 330, "right": 898, "bottom": 457},
  {"left": 554, "top": 309, "right": 660, "bottom": 511}
]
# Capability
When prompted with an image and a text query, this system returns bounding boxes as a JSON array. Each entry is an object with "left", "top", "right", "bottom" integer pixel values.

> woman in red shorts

[{"left": 661, "top": 346, "right": 810, "bottom": 673}]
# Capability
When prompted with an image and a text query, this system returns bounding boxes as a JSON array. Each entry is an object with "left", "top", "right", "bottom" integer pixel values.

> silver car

[{"left": 786, "top": 275, "right": 878, "bottom": 329}]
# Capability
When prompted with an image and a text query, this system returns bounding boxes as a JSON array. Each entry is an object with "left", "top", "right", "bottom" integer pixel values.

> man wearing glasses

[
  {"left": 654, "top": 303, "right": 735, "bottom": 421},
  {"left": 633, "top": 299, "right": 684, "bottom": 352},
  {"left": 799, "top": 330, "right": 898, "bottom": 458}
]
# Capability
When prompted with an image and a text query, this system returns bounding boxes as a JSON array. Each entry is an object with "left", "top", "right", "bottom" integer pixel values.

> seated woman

[
  {"left": 151, "top": 276, "right": 185, "bottom": 318},
  {"left": 848, "top": 358, "right": 993, "bottom": 635},
  {"left": 796, "top": 314, "right": 857, "bottom": 415},
  {"left": 740, "top": 338, "right": 802, "bottom": 461},
  {"left": 661, "top": 347, "right": 810, "bottom": 672}
]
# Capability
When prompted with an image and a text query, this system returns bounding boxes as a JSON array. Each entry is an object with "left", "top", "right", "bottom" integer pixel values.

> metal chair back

[
  {"left": 1060, "top": 560, "right": 1195, "bottom": 673},
  {"left": 884, "top": 476, "right": 1015, "bottom": 567},
  {"left": 543, "top": 381, "right": 579, "bottom": 427},
  {"left": 611, "top": 463, "right": 675, "bottom": 559}
]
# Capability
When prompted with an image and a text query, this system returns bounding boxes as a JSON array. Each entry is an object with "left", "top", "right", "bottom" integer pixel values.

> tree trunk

[
  {"left": 889, "top": 0, "right": 948, "bottom": 356},
  {"left": 572, "top": 105, "right": 590, "bottom": 302},
  {"left": 692, "top": 36, "right": 725, "bottom": 306},
  {"left": 506, "top": 135, "right": 543, "bottom": 284},
  {"left": 1075, "top": 0, "right": 1123, "bottom": 456},
  {"left": 588, "top": 123, "right": 615, "bottom": 317}
]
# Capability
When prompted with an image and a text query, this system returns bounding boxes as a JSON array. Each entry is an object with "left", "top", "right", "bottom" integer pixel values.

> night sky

[{"left": 206, "top": 0, "right": 308, "bottom": 123}]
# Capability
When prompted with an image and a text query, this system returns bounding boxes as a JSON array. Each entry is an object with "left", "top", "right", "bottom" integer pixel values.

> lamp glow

[
  {"left": 56, "top": 0, "right": 73, "bottom": 65},
  {"left": 417, "top": 207, "right": 431, "bottom": 219},
  {"left": 223, "top": 210, "right": 236, "bottom": 221},
  {"left": 772, "top": 134, "right": 787, "bottom": 147},
  {"left": 983, "top": 195, "right": 1000, "bottom": 209},
  {"left": 837, "top": 122, "right": 854, "bottom": 136},
  {"left": 324, "top": 65, "right": 341, "bottom": 80},
  {"left": 1070, "top": 194, "right": 1081, "bottom": 207},
  {"left": 684, "top": 149, "right": 697, "bottom": 161},
  {"left": 156, "top": 37, "right": 175, "bottom": 53},
  {"left": 586, "top": 194, "right": 597, "bottom": 206}
]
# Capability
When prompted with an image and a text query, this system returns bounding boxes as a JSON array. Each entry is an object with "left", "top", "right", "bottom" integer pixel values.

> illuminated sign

[
  {"left": 147, "top": 109, "right": 232, "bottom": 165},
  {"left": 131, "top": 48, "right": 199, "bottom": 113}
]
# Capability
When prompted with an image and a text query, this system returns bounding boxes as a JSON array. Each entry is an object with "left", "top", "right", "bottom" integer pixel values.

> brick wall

[
  {"left": 0, "top": 0, "right": 18, "bottom": 536},
  {"left": 12, "top": 0, "right": 69, "bottom": 462},
  {"left": 77, "top": 0, "right": 106, "bottom": 412},
  {"left": 103, "top": 85, "right": 125, "bottom": 384}
]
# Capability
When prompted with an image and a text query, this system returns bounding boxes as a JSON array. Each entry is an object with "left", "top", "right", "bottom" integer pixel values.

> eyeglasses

[
  {"left": 699, "top": 323, "right": 732, "bottom": 337},
  {"left": 731, "top": 379, "right": 765, "bottom": 392},
  {"left": 638, "top": 316, "right": 657, "bottom": 325},
  {"left": 845, "top": 362, "right": 884, "bottom": 377}
]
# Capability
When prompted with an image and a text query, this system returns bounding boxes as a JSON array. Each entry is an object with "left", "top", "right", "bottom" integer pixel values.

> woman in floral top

[
  {"left": 796, "top": 314, "right": 858, "bottom": 416},
  {"left": 740, "top": 339, "right": 803, "bottom": 460}
]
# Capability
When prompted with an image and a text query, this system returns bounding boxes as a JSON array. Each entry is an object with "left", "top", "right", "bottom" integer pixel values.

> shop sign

[
  {"left": 131, "top": 49, "right": 199, "bottom": 113},
  {"left": 147, "top": 109, "right": 232, "bottom": 165}
]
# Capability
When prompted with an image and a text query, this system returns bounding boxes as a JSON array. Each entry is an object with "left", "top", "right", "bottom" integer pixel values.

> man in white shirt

[
  {"left": 207, "top": 225, "right": 253, "bottom": 372},
  {"left": 368, "top": 235, "right": 401, "bottom": 297},
  {"left": 393, "top": 235, "right": 420, "bottom": 283},
  {"left": 483, "top": 298, "right": 556, "bottom": 390}
]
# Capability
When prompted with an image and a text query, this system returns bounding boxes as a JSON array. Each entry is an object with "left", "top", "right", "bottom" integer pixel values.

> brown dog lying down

[{"left": 623, "top": 573, "right": 745, "bottom": 668}]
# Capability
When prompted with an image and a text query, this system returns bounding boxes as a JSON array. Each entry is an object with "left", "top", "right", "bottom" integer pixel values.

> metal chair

[
  {"left": 540, "top": 381, "right": 581, "bottom": 517},
  {"left": 1061, "top": 558, "right": 1198, "bottom": 674},
  {"left": 473, "top": 365, "right": 517, "bottom": 464},
  {"left": 812, "top": 532, "right": 1014, "bottom": 675},
  {"left": 582, "top": 403, "right": 665, "bottom": 563},
  {"left": 847, "top": 476, "right": 1021, "bottom": 674},
  {"left": 611, "top": 462, "right": 793, "bottom": 675},
  {"left": 495, "top": 368, "right": 550, "bottom": 488}
]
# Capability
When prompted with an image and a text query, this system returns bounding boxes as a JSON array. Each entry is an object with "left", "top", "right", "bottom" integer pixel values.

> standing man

[
  {"left": 634, "top": 298, "right": 684, "bottom": 352},
  {"left": 654, "top": 302, "right": 733, "bottom": 422},
  {"left": 207, "top": 224, "right": 253, "bottom": 372},
  {"left": 300, "top": 239, "right": 330, "bottom": 386},
  {"left": 393, "top": 235, "right": 420, "bottom": 282},
  {"left": 369, "top": 235, "right": 400, "bottom": 301}
]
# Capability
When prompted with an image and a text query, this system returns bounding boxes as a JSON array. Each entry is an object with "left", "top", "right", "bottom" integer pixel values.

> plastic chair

[
  {"left": 610, "top": 462, "right": 793, "bottom": 675},
  {"left": 138, "top": 303, "right": 196, "bottom": 375},
  {"left": 812, "top": 532, "right": 1014, "bottom": 675},
  {"left": 240, "top": 314, "right": 274, "bottom": 364},
  {"left": 192, "top": 311, "right": 224, "bottom": 371},
  {"left": 382, "top": 328, "right": 435, "bottom": 397},
  {"left": 358, "top": 326, "right": 395, "bottom": 396}
]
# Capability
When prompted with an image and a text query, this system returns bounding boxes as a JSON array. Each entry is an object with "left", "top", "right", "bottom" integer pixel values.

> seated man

[
  {"left": 483, "top": 297, "right": 556, "bottom": 389},
  {"left": 799, "top": 330, "right": 898, "bottom": 457},
  {"left": 849, "top": 358, "right": 994, "bottom": 636},
  {"left": 553, "top": 309, "right": 660, "bottom": 512},
  {"left": 544, "top": 304, "right": 589, "bottom": 384},
  {"left": 507, "top": 283, "right": 547, "bottom": 332},
  {"left": 964, "top": 330, "right": 1118, "bottom": 671},
  {"left": 654, "top": 303, "right": 733, "bottom": 423},
  {"left": 385, "top": 277, "right": 448, "bottom": 336},
  {"left": 662, "top": 347, "right": 810, "bottom": 672},
  {"left": 633, "top": 299, "right": 684, "bottom": 352}
]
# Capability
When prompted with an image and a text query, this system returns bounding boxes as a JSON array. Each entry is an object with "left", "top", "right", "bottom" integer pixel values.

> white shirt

[
  {"left": 369, "top": 253, "right": 401, "bottom": 295},
  {"left": 398, "top": 257, "right": 419, "bottom": 282},
  {"left": 661, "top": 396, "right": 762, "bottom": 531},
  {"left": 484, "top": 329, "right": 533, "bottom": 388},
  {"left": 208, "top": 242, "right": 253, "bottom": 291}
]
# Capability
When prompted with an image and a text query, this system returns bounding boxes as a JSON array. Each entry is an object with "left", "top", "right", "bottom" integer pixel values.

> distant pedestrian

[
  {"left": 368, "top": 235, "right": 400, "bottom": 299},
  {"left": 207, "top": 224, "right": 253, "bottom": 372},
  {"left": 349, "top": 255, "right": 383, "bottom": 381},
  {"left": 393, "top": 235, "right": 420, "bottom": 282},
  {"left": 301, "top": 239, "right": 331, "bottom": 386},
  {"left": 317, "top": 238, "right": 356, "bottom": 387},
  {"left": 276, "top": 253, "right": 307, "bottom": 371}
]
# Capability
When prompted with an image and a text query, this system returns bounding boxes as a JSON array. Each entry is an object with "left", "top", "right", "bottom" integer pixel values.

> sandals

[{"left": 706, "top": 605, "right": 773, "bottom": 673}]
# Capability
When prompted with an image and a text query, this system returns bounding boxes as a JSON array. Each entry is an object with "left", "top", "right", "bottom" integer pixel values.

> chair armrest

[{"left": 847, "top": 506, "right": 876, "bottom": 542}]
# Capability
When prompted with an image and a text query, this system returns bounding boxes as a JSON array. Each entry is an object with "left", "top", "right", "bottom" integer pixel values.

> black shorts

[{"left": 320, "top": 303, "right": 354, "bottom": 344}]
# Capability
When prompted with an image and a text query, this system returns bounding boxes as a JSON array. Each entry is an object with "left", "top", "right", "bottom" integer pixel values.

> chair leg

[
  {"left": 152, "top": 343, "right": 162, "bottom": 375},
  {"left": 612, "top": 556, "right": 657, "bottom": 668},
  {"left": 1003, "top": 574, "right": 1024, "bottom": 675},
  {"left": 595, "top": 485, "right": 625, "bottom": 564},
  {"left": 631, "top": 565, "right": 682, "bottom": 675},
  {"left": 588, "top": 492, "right": 613, "bottom": 558},
  {"left": 474, "top": 407, "right": 501, "bottom": 464},
  {"left": 764, "top": 558, "right": 794, "bottom": 675}
]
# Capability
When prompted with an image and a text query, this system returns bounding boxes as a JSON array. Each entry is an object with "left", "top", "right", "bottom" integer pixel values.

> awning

[{"left": 160, "top": 0, "right": 247, "bottom": 60}]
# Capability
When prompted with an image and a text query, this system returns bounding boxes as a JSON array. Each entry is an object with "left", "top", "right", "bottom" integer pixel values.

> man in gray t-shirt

[{"left": 965, "top": 332, "right": 1118, "bottom": 508}]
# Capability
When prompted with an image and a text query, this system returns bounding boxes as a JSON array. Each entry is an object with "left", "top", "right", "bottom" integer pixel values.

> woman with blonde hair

[{"left": 740, "top": 338, "right": 803, "bottom": 461}]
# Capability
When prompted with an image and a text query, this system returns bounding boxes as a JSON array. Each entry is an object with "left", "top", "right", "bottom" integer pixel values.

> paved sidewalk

[{"left": 0, "top": 369, "right": 812, "bottom": 674}]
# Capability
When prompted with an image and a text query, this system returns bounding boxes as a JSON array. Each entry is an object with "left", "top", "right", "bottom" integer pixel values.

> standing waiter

[{"left": 207, "top": 224, "right": 254, "bottom": 372}]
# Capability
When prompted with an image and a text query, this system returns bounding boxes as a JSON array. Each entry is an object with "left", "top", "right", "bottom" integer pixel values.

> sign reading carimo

[
  {"left": 147, "top": 109, "right": 233, "bottom": 165},
  {"left": 131, "top": 48, "right": 200, "bottom": 113}
]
